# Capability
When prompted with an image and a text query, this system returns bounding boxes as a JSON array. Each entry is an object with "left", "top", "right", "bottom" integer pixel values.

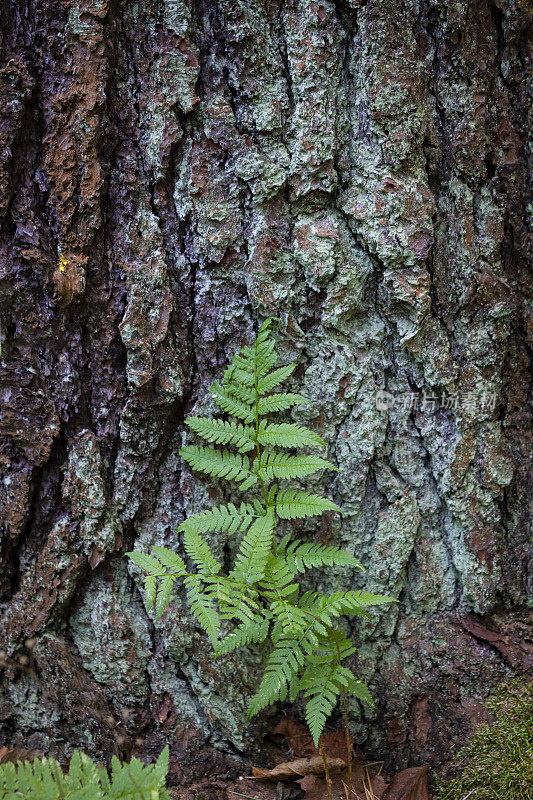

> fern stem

[
  {"left": 319, "top": 736, "right": 333, "bottom": 800},
  {"left": 253, "top": 333, "right": 268, "bottom": 508},
  {"left": 334, "top": 636, "right": 353, "bottom": 800},
  {"left": 341, "top": 687, "right": 352, "bottom": 799}
]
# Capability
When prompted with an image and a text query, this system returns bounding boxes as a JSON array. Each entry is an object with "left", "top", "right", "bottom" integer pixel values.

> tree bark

[{"left": 0, "top": 0, "right": 531, "bottom": 783}]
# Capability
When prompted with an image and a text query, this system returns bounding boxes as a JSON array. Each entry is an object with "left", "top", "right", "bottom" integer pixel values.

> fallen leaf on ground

[
  {"left": 382, "top": 766, "right": 428, "bottom": 800},
  {"left": 271, "top": 717, "right": 311, "bottom": 756},
  {"left": 270, "top": 717, "right": 353, "bottom": 762},
  {"left": 298, "top": 773, "right": 345, "bottom": 800},
  {"left": 296, "top": 759, "right": 392, "bottom": 800},
  {"left": 321, "top": 729, "right": 353, "bottom": 763},
  {"left": 370, "top": 773, "right": 389, "bottom": 797},
  {"left": 252, "top": 755, "right": 346, "bottom": 780}
]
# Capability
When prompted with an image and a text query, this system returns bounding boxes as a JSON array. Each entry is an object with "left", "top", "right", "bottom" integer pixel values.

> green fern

[
  {"left": 177, "top": 502, "right": 257, "bottom": 536},
  {"left": 127, "top": 317, "right": 395, "bottom": 747},
  {"left": 185, "top": 416, "right": 255, "bottom": 452},
  {"left": 274, "top": 489, "right": 342, "bottom": 519},
  {"left": 0, "top": 747, "right": 170, "bottom": 799},
  {"left": 179, "top": 445, "right": 257, "bottom": 489}
]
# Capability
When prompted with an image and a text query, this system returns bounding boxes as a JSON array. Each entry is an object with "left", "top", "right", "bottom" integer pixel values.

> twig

[{"left": 319, "top": 737, "right": 333, "bottom": 800}]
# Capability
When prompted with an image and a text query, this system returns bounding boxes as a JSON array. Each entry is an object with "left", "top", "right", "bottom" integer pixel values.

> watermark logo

[
  {"left": 375, "top": 390, "right": 497, "bottom": 414},
  {"left": 375, "top": 390, "right": 395, "bottom": 411}
]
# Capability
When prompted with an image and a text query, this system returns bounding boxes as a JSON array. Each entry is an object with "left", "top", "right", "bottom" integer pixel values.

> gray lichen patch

[{"left": 70, "top": 562, "right": 152, "bottom": 705}]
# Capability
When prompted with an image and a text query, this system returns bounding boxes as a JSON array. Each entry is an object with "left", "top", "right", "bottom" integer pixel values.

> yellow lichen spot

[{"left": 58, "top": 254, "right": 68, "bottom": 273}]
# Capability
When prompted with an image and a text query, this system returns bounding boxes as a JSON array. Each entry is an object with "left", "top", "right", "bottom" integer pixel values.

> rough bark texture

[{"left": 0, "top": 0, "right": 531, "bottom": 784}]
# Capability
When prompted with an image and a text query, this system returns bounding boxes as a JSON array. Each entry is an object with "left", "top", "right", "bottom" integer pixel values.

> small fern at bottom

[{"left": 0, "top": 747, "right": 170, "bottom": 800}]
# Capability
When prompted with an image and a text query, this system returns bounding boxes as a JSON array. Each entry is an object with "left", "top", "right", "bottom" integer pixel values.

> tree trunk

[{"left": 0, "top": 0, "right": 531, "bottom": 783}]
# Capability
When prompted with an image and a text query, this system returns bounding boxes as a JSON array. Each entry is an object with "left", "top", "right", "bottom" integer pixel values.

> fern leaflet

[
  {"left": 182, "top": 525, "right": 221, "bottom": 575},
  {"left": 257, "top": 422, "right": 325, "bottom": 449},
  {"left": 210, "top": 381, "right": 254, "bottom": 421},
  {"left": 179, "top": 445, "right": 257, "bottom": 489},
  {"left": 186, "top": 416, "right": 255, "bottom": 452},
  {"left": 258, "top": 393, "right": 310, "bottom": 414},
  {"left": 178, "top": 502, "right": 257, "bottom": 536},
  {"left": 184, "top": 575, "right": 220, "bottom": 645},
  {"left": 230, "top": 509, "right": 275, "bottom": 585},
  {"left": 257, "top": 363, "right": 296, "bottom": 394},
  {"left": 283, "top": 540, "right": 363, "bottom": 572},
  {"left": 256, "top": 452, "right": 339, "bottom": 481},
  {"left": 274, "top": 488, "right": 342, "bottom": 519}
]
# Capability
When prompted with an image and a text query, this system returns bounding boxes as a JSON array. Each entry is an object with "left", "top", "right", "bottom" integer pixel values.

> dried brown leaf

[
  {"left": 382, "top": 766, "right": 428, "bottom": 800},
  {"left": 270, "top": 718, "right": 353, "bottom": 762},
  {"left": 252, "top": 756, "right": 346, "bottom": 781},
  {"left": 321, "top": 729, "right": 353, "bottom": 763},
  {"left": 271, "top": 717, "right": 312, "bottom": 757},
  {"left": 298, "top": 773, "right": 350, "bottom": 800},
  {"left": 370, "top": 773, "right": 389, "bottom": 797},
  {"left": 297, "top": 774, "right": 329, "bottom": 800}
]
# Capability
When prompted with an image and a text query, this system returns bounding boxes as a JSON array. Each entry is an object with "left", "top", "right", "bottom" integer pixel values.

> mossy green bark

[{"left": 437, "top": 680, "right": 533, "bottom": 800}]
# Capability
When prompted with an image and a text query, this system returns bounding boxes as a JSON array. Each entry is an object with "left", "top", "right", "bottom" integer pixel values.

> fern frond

[
  {"left": 346, "top": 677, "right": 375, "bottom": 707},
  {"left": 210, "top": 381, "right": 255, "bottom": 420},
  {"left": 257, "top": 363, "right": 296, "bottom": 394},
  {"left": 184, "top": 574, "right": 220, "bottom": 645},
  {"left": 0, "top": 749, "right": 171, "bottom": 800},
  {"left": 154, "top": 575, "right": 175, "bottom": 621},
  {"left": 247, "top": 617, "right": 323, "bottom": 718},
  {"left": 178, "top": 502, "right": 257, "bottom": 536},
  {"left": 269, "top": 599, "right": 309, "bottom": 633},
  {"left": 179, "top": 445, "right": 257, "bottom": 489},
  {"left": 186, "top": 416, "right": 255, "bottom": 452},
  {"left": 257, "top": 452, "right": 339, "bottom": 481},
  {"left": 230, "top": 509, "right": 275, "bottom": 585},
  {"left": 127, "top": 551, "right": 164, "bottom": 576},
  {"left": 182, "top": 525, "right": 221, "bottom": 575},
  {"left": 261, "top": 554, "right": 298, "bottom": 598},
  {"left": 258, "top": 392, "right": 311, "bottom": 414},
  {"left": 338, "top": 590, "right": 398, "bottom": 612},
  {"left": 257, "top": 422, "right": 325, "bottom": 449},
  {"left": 274, "top": 488, "right": 342, "bottom": 519},
  {"left": 215, "top": 616, "right": 270, "bottom": 656},
  {"left": 302, "top": 662, "right": 355, "bottom": 745},
  {"left": 124, "top": 315, "right": 393, "bottom": 740},
  {"left": 283, "top": 540, "right": 363, "bottom": 572},
  {"left": 151, "top": 546, "right": 187, "bottom": 574}
]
